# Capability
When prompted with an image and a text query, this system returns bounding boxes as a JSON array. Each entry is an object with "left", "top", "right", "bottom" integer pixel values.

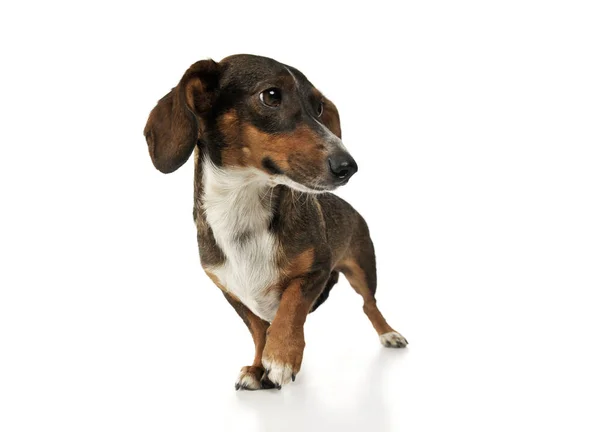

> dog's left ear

[
  {"left": 321, "top": 97, "right": 342, "bottom": 139},
  {"left": 144, "top": 60, "right": 220, "bottom": 174}
]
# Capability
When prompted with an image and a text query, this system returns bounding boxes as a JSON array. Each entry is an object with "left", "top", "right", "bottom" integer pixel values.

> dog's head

[{"left": 144, "top": 54, "right": 357, "bottom": 192}]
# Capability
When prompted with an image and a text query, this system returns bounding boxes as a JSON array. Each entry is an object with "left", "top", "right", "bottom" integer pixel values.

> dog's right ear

[{"left": 144, "top": 59, "right": 220, "bottom": 173}]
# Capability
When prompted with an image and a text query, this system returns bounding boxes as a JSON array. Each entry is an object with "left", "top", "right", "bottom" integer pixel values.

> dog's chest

[{"left": 201, "top": 163, "right": 280, "bottom": 322}]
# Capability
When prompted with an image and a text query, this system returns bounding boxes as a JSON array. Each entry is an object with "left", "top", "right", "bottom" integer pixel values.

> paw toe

[
  {"left": 262, "top": 358, "right": 295, "bottom": 387},
  {"left": 235, "top": 366, "right": 264, "bottom": 391}
]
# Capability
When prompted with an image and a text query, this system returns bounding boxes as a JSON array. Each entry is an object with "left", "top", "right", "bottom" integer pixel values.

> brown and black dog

[{"left": 144, "top": 54, "right": 407, "bottom": 390}]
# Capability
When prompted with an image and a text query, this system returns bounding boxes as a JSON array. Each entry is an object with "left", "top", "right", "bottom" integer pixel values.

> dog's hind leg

[{"left": 337, "top": 218, "right": 408, "bottom": 348}]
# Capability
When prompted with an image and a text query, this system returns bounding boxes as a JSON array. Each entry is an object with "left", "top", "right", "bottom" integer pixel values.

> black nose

[{"left": 328, "top": 153, "right": 358, "bottom": 183}]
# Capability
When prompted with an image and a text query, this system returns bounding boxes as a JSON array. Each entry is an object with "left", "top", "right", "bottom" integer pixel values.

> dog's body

[{"left": 145, "top": 54, "right": 407, "bottom": 390}]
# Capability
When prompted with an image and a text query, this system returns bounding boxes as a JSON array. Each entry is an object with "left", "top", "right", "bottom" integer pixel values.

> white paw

[
  {"left": 380, "top": 331, "right": 408, "bottom": 348},
  {"left": 262, "top": 358, "right": 295, "bottom": 387},
  {"left": 234, "top": 367, "right": 262, "bottom": 390}
]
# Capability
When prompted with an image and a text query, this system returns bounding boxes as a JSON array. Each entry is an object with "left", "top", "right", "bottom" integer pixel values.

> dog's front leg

[
  {"left": 221, "top": 292, "right": 276, "bottom": 390},
  {"left": 262, "top": 271, "right": 328, "bottom": 387}
]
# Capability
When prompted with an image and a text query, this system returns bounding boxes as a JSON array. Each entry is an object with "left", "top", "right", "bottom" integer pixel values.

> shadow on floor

[{"left": 234, "top": 348, "right": 408, "bottom": 432}]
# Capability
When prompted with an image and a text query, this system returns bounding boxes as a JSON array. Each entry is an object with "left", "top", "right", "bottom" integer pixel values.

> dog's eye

[
  {"left": 260, "top": 88, "right": 282, "bottom": 107},
  {"left": 316, "top": 101, "right": 324, "bottom": 117}
]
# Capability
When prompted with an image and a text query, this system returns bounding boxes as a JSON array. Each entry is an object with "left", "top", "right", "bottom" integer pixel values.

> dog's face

[{"left": 144, "top": 54, "right": 357, "bottom": 192}]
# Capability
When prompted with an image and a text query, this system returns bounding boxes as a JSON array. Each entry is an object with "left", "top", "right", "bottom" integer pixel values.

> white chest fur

[{"left": 201, "top": 160, "right": 280, "bottom": 322}]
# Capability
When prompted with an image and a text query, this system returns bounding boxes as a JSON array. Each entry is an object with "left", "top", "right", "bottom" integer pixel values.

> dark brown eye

[
  {"left": 316, "top": 101, "right": 324, "bottom": 117},
  {"left": 259, "top": 88, "right": 282, "bottom": 107}
]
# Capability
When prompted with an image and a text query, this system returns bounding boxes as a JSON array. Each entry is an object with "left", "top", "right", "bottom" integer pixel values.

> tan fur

[
  {"left": 283, "top": 248, "right": 315, "bottom": 279},
  {"left": 262, "top": 279, "right": 311, "bottom": 377},
  {"left": 215, "top": 110, "right": 328, "bottom": 173},
  {"left": 259, "top": 247, "right": 315, "bottom": 300},
  {"left": 204, "top": 270, "right": 229, "bottom": 294},
  {"left": 247, "top": 313, "right": 270, "bottom": 367},
  {"left": 242, "top": 124, "right": 326, "bottom": 173},
  {"left": 337, "top": 259, "right": 395, "bottom": 336},
  {"left": 223, "top": 294, "right": 272, "bottom": 390},
  {"left": 218, "top": 110, "right": 244, "bottom": 167}
]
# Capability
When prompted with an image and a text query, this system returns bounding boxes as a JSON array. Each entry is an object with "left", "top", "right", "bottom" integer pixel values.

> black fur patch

[
  {"left": 262, "top": 157, "right": 283, "bottom": 175},
  {"left": 268, "top": 185, "right": 285, "bottom": 232},
  {"left": 310, "top": 271, "right": 339, "bottom": 313}
]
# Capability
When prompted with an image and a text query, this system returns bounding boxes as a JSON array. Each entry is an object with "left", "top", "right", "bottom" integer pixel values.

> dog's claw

[{"left": 291, "top": 373, "right": 296, "bottom": 382}]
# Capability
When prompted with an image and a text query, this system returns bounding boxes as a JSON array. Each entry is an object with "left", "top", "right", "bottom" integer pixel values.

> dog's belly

[{"left": 208, "top": 233, "right": 280, "bottom": 323}]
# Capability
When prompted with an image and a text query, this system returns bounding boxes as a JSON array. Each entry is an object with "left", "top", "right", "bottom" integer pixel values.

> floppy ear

[
  {"left": 321, "top": 97, "right": 342, "bottom": 139},
  {"left": 144, "top": 60, "right": 220, "bottom": 173}
]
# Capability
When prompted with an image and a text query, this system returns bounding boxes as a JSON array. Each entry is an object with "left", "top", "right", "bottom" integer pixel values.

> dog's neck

[{"left": 199, "top": 157, "right": 277, "bottom": 241}]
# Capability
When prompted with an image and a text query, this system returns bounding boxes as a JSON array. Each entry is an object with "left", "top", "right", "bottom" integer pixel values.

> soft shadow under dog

[{"left": 234, "top": 348, "right": 408, "bottom": 432}]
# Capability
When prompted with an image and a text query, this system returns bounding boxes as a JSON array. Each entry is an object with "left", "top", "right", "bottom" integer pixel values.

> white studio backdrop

[{"left": 0, "top": 1, "right": 599, "bottom": 431}]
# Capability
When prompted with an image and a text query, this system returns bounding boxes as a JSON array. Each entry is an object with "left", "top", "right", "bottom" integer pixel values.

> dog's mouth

[
  {"left": 261, "top": 152, "right": 357, "bottom": 194},
  {"left": 273, "top": 176, "right": 335, "bottom": 194},
  {"left": 269, "top": 171, "right": 352, "bottom": 194}
]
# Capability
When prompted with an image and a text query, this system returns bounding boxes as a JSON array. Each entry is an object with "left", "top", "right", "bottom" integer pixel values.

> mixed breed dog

[{"left": 144, "top": 54, "right": 407, "bottom": 390}]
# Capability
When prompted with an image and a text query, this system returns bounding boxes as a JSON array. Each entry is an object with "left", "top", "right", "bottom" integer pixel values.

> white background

[{"left": 1, "top": 1, "right": 599, "bottom": 431}]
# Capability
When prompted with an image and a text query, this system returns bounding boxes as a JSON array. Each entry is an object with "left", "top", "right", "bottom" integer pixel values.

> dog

[{"left": 144, "top": 54, "right": 407, "bottom": 390}]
